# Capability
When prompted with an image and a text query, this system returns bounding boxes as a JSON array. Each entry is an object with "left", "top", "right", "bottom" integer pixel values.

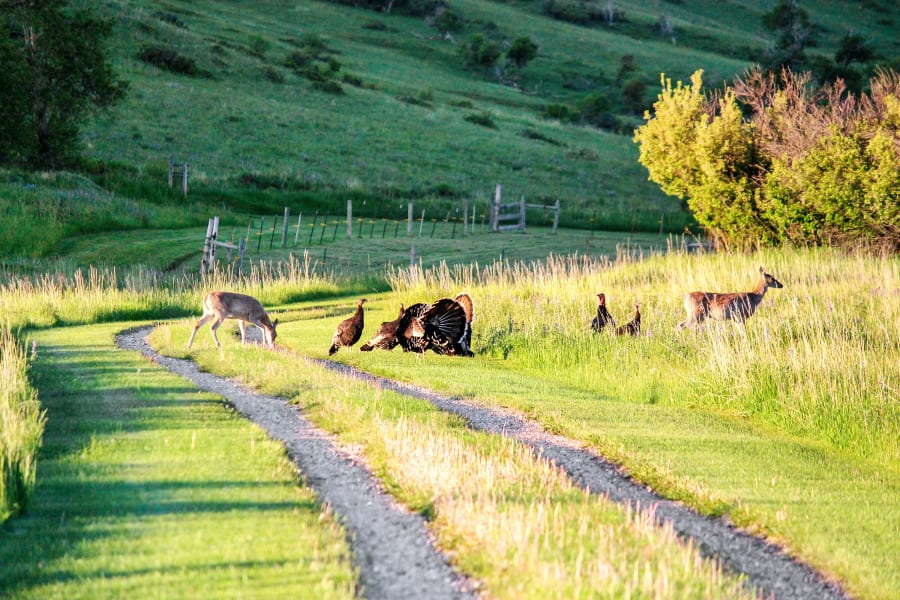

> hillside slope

[{"left": 82, "top": 0, "right": 897, "bottom": 227}]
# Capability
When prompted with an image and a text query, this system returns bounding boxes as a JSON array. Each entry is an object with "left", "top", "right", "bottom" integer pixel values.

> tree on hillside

[
  {"left": 0, "top": 0, "right": 126, "bottom": 169},
  {"left": 634, "top": 68, "right": 900, "bottom": 249},
  {"left": 761, "top": 0, "right": 815, "bottom": 72},
  {"left": 506, "top": 36, "right": 538, "bottom": 69}
]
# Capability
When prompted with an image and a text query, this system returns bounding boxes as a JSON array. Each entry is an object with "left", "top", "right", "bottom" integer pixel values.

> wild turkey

[
  {"left": 591, "top": 293, "right": 616, "bottom": 332},
  {"left": 360, "top": 303, "right": 425, "bottom": 352},
  {"left": 328, "top": 298, "right": 367, "bottom": 355},
  {"left": 450, "top": 292, "right": 474, "bottom": 356},
  {"left": 361, "top": 296, "right": 473, "bottom": 356},
  {"left": 616, "top": 303, "right": 641, "bottom": 336}
]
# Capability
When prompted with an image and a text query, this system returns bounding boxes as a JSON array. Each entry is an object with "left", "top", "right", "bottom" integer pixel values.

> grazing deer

[
  {"left": 187, "top": 291, "right": 278, "bottom": 349},
  {"left": 676, "top": 267, "right": 783, "bottom": 330}
]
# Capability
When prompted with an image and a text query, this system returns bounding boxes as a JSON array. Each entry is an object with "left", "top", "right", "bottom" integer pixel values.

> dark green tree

[
  {"left": 761, "top": 0, "right": 814, "bottom": 72},
  {"left": 0, "top": 0, "right": 126, "bottom": 169},
  {"left": 506, "top": 36, "right": 538, "bottom": 69}
]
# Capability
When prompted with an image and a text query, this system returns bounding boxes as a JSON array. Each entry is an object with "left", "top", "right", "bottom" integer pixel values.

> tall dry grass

[
  {"left": 0, "top": 327, "right": 45, "bottom": 523},
  {"left": 388, "top": 246, "right": 900, "bottom": 464}
]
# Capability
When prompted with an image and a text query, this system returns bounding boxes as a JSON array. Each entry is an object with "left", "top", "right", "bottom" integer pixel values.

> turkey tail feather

[{"left": 454, "top": 292, "right": 474, "bottom": 324}]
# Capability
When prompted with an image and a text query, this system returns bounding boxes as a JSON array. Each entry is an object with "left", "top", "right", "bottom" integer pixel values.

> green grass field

[
  {"left": 2, "top": 0, "right": 898, "bottom": 597},
  {"left": 1, "top": 323, "right": 355, "bottom": 598}
]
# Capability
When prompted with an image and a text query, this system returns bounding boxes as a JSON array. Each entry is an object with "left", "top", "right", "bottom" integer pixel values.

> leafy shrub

[
  {"left": 634, "top": 68, "right": 900, "bottom": 249},
  {"left": 262, "top": 66, "right": 285, "bottom": 84},
  {"left": 539, "top": 102, "right": 576, "bottom": 122},
  {"left": 521, "top": 129, "right": 564, "bottom": 146},
  {"left": 313, "top": 80, "right": 344, "bottom": 94},
  {"left": 154, "top": 11, "right": 186, "bottom": 28},
  {"left": 459, "top": 34, "right": 501, "bottom": 67},
  {"left": 138, "top": 45, "right": 205, "bottom": 77},
  {"left": 248, "top": 34, "right": 270, "bottom": 57},
  {"left": 464, "top": 112, "right": 497, "bottom": 129}
]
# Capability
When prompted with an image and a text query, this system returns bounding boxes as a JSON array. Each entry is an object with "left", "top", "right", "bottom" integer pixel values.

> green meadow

[{"left": 2, "top": 0, "right": 899, "bottom": 598}]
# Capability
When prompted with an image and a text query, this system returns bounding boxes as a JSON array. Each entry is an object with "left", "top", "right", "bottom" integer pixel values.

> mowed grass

[
  {"left": 152, "top": 325, "right": 755, "bottom": 599},
  {"left": 49, "top": 219, "right": 675, "bottom": 278},
  {"left": 0, "top": 323, "right": 355, "bottom": 599},
  {"left": 254, "top": 247, "right": 900, "bottom": 600}
]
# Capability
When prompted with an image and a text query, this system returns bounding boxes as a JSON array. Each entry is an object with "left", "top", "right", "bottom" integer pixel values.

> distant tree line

[
  {"left": 0, "top": 0, "right": 125, "bottom": 169},
  {"left": 634, "top": 68, "right": 900, "bottom": 249}
]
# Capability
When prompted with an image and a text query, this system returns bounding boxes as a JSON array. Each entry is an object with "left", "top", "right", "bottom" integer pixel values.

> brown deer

[
  {"left": 187, "top": 291, "right": 278, "bottom": 349},
  {"left": 676, "top": 267, "right": 783, "bottom": 330}
]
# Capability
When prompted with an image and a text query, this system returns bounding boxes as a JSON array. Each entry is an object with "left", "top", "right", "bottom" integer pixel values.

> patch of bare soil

[{"left": 119, "top": 327, "right": 848, "bottom": 600}]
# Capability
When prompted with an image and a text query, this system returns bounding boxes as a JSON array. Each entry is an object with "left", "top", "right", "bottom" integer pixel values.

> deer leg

[
  {"left": 209, "top": 317, "right": 225, "bottom": 348},
  {"left": 237, "top": 320, "right": 247, "bottom": 346},
  {"left": 188, "top": 313, "right": 215, "bottom": 348}
]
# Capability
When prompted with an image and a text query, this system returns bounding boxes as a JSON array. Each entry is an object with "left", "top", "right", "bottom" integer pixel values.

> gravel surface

[
  {"left": 116, "top": 327, "right": 476, "bottom": 600},
  {"left": 118, "top": 326, "right": 848, "bottom": 600}
]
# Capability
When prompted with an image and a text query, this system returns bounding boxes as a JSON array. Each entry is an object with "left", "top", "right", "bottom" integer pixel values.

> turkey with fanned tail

[{"left": 360, "top": 295, "right": 474, "bottom": 356}]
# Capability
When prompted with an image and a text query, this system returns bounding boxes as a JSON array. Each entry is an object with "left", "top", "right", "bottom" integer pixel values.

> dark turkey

[
  {"left": 360, "top": 295, "right": 474, "bottom": 356},
  {"left": 328, "top": 298, "right": 366, "bottom": 355},
  {"left": 616, "top": 303, "right": 641, "bottom": 336},
  {"left": 591, "top": 293, "right": 616, "bottom": 332}
]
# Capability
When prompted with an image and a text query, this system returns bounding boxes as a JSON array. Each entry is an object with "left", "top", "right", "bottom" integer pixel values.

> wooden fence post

[
  {"left": 200, "top": 217, "right": 216, "bottom": 274},
  {"left": 552, "top": 199, "right": 560, "bottom": 234},
  {"left": 491, "top": 184, "right": 502, "bottom": 231},
  {"left": 294, "top": 213, "right": 302, "bottom": 246},
  {"left": 463, "top": 198, "right": 469, "bottom": 235},
  {"left": 519, "top": 195, "right": 527, "bottom": 233},
  {"left": 281, "top": 207, "right": 290, "bottom": 247},
  {"left": 347, "top": 199, "right": 353, "bottom": 239},
  {"left": 181, "top": 163, "right": 188, "bottom": 196},
  {"left": 407, "top": 202, "right": 413, "bottom": 237}
]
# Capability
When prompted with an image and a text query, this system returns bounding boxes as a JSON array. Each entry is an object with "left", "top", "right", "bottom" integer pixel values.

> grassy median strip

[
  {"left": 0, "top": 323, "right": 355, "bottom": 599},
  {"left": 156, "top": 326, "right": 754, "bottom": 599}
]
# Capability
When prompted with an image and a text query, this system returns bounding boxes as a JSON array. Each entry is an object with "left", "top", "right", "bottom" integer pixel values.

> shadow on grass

[{"left": 0, "top": 335, "right": 323, "bottom": 594}]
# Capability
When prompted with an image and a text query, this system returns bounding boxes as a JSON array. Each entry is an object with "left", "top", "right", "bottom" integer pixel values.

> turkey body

[
  {"left": 328, "top": 298, "right": 366, "bottom": 355},
  {"left": 616, "top": 303, "right": 641, "bottom": 336},
  {"left": 591, "top": 293, "right": 616, "bottom": 332},
  {"left": 361, "top": 294, "right": 474, "bottom": 356}
]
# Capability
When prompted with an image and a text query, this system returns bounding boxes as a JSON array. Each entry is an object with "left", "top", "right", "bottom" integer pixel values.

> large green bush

[{"left": 634, "top": 68, "right": 900, "bottom": 248}]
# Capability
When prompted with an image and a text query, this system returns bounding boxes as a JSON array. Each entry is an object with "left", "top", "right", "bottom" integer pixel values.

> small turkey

[
  {"left": 616, "top": 303, "right": 641, "bottom": 336},
  {"left": 328, "top": 298, "right": 367, "bottom": 355},
  {"left": 591, "top": 293, "right": 616, "bottom": 332}
]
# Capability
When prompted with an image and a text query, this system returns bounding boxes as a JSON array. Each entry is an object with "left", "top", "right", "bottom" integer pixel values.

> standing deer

[
  {"left": 676, "top": 267, "right": 783, "bottom": 330},
  {"left": 187, "top": 291, "right": 279, "bottom": 349}
]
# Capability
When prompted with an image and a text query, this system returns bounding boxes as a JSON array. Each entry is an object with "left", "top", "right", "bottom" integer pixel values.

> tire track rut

[{"left": 119, "top": 326, "right": 848, "bottom": 600}]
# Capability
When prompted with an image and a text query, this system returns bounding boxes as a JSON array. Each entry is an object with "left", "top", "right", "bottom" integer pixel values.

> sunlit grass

[
  {"left": 157, "top": 328, "right": 755, "bottom": 599},
  {"left": 0, "top": 324, "right": 356, "bottom": 598},
  {"left": 0, "top": 328, "right": 45, "bottom": 524},
  {"left": 389, "top": 247, "right": 900, "bottom": 466},
  {"left": 0, "top": 253, "right": 345, "bottom": 330}
]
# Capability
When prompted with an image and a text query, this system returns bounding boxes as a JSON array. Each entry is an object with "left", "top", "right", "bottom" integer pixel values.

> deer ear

[
  {"left": 273, "top": 319, "right": 279, "bottom": 327},
  {"left": 759, "top": 266, "right": 765, "bottom": 274}
]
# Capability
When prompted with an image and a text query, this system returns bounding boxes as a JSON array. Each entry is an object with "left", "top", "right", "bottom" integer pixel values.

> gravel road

[{"left": 117, "top": 326, "right": 848, "bottom": 600}]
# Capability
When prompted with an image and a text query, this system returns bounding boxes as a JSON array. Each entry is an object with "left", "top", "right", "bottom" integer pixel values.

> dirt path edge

[
  {"left": 119, "top": 325, "right": 848, "bottom": 600},
  {"left": 310, "top": 359, "right": 850, "bottom": 600},
  {"left": 116, "top": 327, "right": 476, "bottom": 600}
]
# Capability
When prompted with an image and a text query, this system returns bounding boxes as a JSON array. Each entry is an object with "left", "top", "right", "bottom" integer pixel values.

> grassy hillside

[{"left": 72, "top": 0, "right": 895, "bottom": 233}]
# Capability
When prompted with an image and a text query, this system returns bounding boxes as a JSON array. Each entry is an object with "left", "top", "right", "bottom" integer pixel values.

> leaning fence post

[
  {"left": 294, "top": 213, "right": 302, "bottom": 246},
  {"left": 552, "top": 199, "right": 560, "bottom": 234},
  {"left": 407, "top": 202, "right": 413, "bottom": 237}
]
